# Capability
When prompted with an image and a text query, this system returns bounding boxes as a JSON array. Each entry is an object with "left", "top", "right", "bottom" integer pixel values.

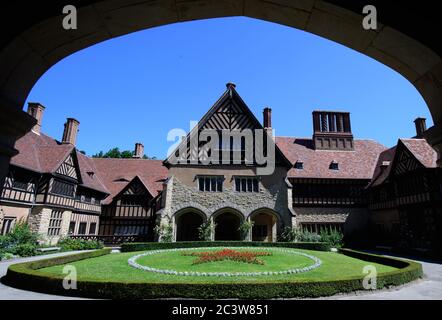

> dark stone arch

[
  {"left": 212, "top": 208, "right": 244, "bottom": 241},
  {"left": 174, "top": 208, "right": 206, "bottom": 241}
]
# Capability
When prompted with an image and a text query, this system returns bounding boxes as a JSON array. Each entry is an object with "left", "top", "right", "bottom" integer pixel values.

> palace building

[{"left": 0, "top": 84, "right": 441, "bottom": 254}]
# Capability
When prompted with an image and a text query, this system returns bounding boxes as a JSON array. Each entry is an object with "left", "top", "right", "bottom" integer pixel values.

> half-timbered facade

[
  {"left": 368, "top": 136, "right": 442, "bottom": 255},
  {"left": 0, "top": 84, "right": 440, "bottom": 254}
]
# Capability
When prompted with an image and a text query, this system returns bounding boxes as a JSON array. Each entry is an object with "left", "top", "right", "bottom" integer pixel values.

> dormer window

[
  {"left": 294, "top": 160, "right": 304, "bottom": 170},
  {"left": 87, "top": 171, "right": 95, "bottom": 178},
  {"left": 329, "top": 160, "right": 339, "bottom": 170},
  {"left": 381, "top": 161, "right": 390, "bottom": 167}
]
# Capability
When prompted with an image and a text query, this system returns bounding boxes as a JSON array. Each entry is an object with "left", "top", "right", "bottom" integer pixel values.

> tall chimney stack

[
  {"left": 62, "top": 118, "right": 80, "bottom": 146},
  {"left": 133, "top": 143, "right": 144, "bottom": 158},
  {"left": 27, "top": 103, "right": 45, "bottom": 135},
  {"left": 312, "top": 111, "right": 354, "bottom": 151},
  {"left": 414, "top": 117, "right": 427, "bottom": 138},
  {"left": 263, "top": 107, "right": 273, "bottom": 138}
]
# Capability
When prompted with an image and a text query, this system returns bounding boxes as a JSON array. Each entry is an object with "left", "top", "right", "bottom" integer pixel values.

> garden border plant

[{"left": 2, "top": 242, "right": 423, "bottom": 299}]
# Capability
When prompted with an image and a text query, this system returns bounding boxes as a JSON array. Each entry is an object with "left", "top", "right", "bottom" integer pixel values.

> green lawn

[{"left": 38, "top": 248, "right": 398, "bottom": 284}]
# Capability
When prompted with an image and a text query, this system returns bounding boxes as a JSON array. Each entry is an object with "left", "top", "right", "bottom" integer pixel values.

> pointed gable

[
  {"left": 165, "top": 84, "right": 291, "bottom": 168},
  {"left": 391, "top": 140, "right": 424, "bottom": 176},
  {"left": 55, "top": 152, "right": 79, "bottom": 181}
]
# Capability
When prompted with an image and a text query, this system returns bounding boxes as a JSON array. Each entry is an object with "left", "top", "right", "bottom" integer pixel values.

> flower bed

[
  {"left": 183, "top": 248, "right": 272, "bottom": 265},
  {"left": 127, "top": 247, "right": 322, "bottom": 277}
]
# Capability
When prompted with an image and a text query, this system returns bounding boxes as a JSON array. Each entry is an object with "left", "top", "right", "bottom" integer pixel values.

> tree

[{"left": 92, "top": 147, "right": 156, "bottom": 159}]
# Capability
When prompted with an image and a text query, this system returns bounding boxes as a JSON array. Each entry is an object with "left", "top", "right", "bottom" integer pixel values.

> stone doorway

[
  {"left": 214, "top": 212, "right": 241, "bottom": 241},
  {"left": 175, "top": 211, "right": 203, "bottom": 241},
  {"left": 251, "top": 211, "right": 277, "bottom": 242}
]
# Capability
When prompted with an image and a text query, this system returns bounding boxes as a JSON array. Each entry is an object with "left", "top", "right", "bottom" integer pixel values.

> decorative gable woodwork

[
  {"left": 165, "top": 85, "right": 290, "bottom": 168},
  {"left": 392, "top": 144, "right": 422, "bottom": 176},
  {"left": 56, "top": 153, "right": 78, "bottom": 181},
  {"left": 123, "top": 179, "right": 148, "bottom": 196}
]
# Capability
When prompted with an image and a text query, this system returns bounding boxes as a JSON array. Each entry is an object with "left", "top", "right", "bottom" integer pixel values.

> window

[
  {"left": 78, "top": 222, "right": 87, "bottom": 235},
  {"left": 1, "top": 217, "right": 16, "bottom": 235},
  {"left": 198, "top": 176, "right": 223, "bottom": 192},
  {"left": 68, "top": 221, "right": 76, "bottom": 235},
  {"left": 48, "top": 210, "right": 63, "bottom": 236},
  {"left": 235, "top": 177, "right": 259, "bottom": 192},
  {"left": 89, "top": 222, "right": 97, "bottom": 235},
  {"left": 294, "top": 161, "right": 304, "bottom": 170},
  {"left": 12, "top": 179, "right": 28, "bottom": 190},
  {"left": 51, "top": 179, "right": 75, "bottom": 197},
  {"left": 329, "top": 161, "right": 339, "bottom": 170}
]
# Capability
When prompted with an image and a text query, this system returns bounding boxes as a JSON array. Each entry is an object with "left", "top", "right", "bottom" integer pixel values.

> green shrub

[
  {"left": 298, "top": 230, "right": 322, "bottom": 243},
  {"left": 3, "top": 247, "right": 422, "bottom": 299},
  {"left": 279, "top": 226, "right": 299, "bottom": 242},
  {"left": 198, "top": 220, "right": 215, "bottom": 241},
  {"left": 0, "top": 222, "right": 39, "bottom": 257},
  {"left": 57, "top": 237, "right": 104, "bottom": 251},
  {"left": 238, "top": 221, "right": 254, "bottom": 240},
  {"left": 320, "top": 229, "right": 344, "bottom": 248},
  {"left": 12, "top": 243, "right": 37, "bottom": 257},
  {"left": 120, "top": 241, "right": 331, "bottom": 252},
  {"left": 154, "top": 222, "right": 173, "bottom": 242}
]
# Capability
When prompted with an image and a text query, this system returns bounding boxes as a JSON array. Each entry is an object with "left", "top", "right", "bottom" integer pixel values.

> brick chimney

[
  {"left": 414, "top": 117, "right": 427, "bottom": 138},
  {"left": 62, "top": 118, "right": 80, "bottom": 146},
  {"left": 263, "top": 107, "right": 272, "bottom": 137},
  {"left": 133, "top": 143, "right": 144, "bottom": 158},
  {"left": 27, "top": 102, "right": 45, "bottom": 135},
  {"left": 312, "top": 111, "right": 354, "bottom": 150}
]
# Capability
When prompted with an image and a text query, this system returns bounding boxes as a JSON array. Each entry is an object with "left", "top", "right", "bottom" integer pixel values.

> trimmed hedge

[
  {"left": 121, "top": 241, "right": 332, "bottom": 252},
  {"left": 2, "top": 246, "right": 422, "bottom": 299}
]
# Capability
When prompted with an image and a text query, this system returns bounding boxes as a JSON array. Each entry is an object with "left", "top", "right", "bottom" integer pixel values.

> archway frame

[
  {"left": 211, "top": 207, "right": 245, "bottom": 241},
  {"left": 172, "top": 206, "right": 207, "bottom": 242},
  {"left": 248, "top": 207, "right": 282, "bottom": 242}
]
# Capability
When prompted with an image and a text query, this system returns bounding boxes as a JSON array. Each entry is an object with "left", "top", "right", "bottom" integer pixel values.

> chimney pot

[
  {"left": 263, "top": 107, "right": 272, "bottom": 128},
  {"left": 62, "top": 118, "right": 80, "bottom": 146},
  {"left": 27, "top": 102, "right": 45, "bottom": 135},
  {"left": 133, "top": 143, "right": 144, "bottom": 158},
  {"left": 414, "top": 117, "right": 427, "bottom": 138}
]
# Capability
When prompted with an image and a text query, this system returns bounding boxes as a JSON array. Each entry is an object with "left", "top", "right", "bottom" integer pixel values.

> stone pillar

[
  {"left": 0, "top": 101, "right": 36, "bottom": 196},
  {"left": 424, "top": 123, "right": 442, "bottom": 167}
]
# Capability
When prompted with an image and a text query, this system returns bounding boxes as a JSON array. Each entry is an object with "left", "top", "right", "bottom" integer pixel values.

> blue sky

[{"left": 26, "top": 17, "right": 432, "bottom": 158}]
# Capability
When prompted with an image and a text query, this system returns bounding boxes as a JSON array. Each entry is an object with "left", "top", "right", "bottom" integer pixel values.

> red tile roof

[
  {"left": 11, "top": 131, "right": 73, "bottom": 173},
  {"left": 75, "top": 151, "right": 109, "bottom": 194},
  {"left": 91, "top": 158, "right": 168, "bottom": 204},
  {"left": 367, "top": 138, "right": 437, "bottom": 188},
  {"left": 368, "top": 146, "right": 396, "bottom": 187},
  {"left": 275, "top": 137, "right": 386, "bottom": 180},
  {"left": 11, "top": 131, "right": 109, "bottom": 194},
  {"left": 400, "top": 138, "right": 438, "bottom": 168}
]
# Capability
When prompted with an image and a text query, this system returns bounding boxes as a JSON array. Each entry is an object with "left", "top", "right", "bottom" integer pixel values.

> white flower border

[{"left": 127, "top": 247, "right": 321, "bottom": 277}]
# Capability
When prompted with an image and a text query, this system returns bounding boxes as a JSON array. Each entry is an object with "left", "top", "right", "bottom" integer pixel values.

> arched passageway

[
  {"left": 214, "top": 212, "right": 242, "bottom": 241},
  {"left": 175, "top": 211, "right": 204, "bottom": 241},
  {"left": 250, "top": 211, "right": 278, "bottom": 242}
]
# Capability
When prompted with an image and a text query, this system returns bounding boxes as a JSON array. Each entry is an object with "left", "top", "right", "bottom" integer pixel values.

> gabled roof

[
  {"left": 75, "top": 151, "right": 109, "bottom": 194},
  {"left": 367, "top": 146, "right": 396, "bottom": 187},
  {"left": 92, "top": 158, "right": 168, "bottom": 205},
  {"left": 10, "top": 130, "right": 109, "bottom": 194},
  {"left": 368, "top": 138, "right": 438, "bottom": 188},
  {"left": 400, "top": 138, "right": 438, "bottom": 168},
  {"left": 276, "top": 137, "right": 386, "bottom": 180},
  {"left": 11, "top": 131, "right": 74, "bottom": 173},
  {"left": 164, "top": 85, "right": 292, "bottom": 168}
]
